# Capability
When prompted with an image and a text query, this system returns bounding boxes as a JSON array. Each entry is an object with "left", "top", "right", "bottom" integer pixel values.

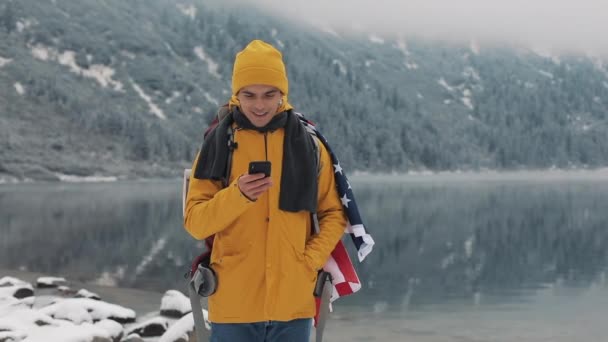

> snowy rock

[
  {"left": 125, "top": 317, "right": 170, "bottom": 337},
  {"left": 0, "top": 278, "right": 34, "bottom": 304},
  {"left": 159, "top": 313, "right": 198, "bottom": 342},
  {"left": 0, "top": 308, "right": 116, "bottom": 342},
  {"left": 36, "top": 277, "right": 67, "bottom": 289},
  {"left": 0, "top": 330, "right": 27, "bottom": 341},
  {"left": 76, "top": 289, "right": 101, "bottom": 300},
  {"left": 0, "top": 277, "right": 29, "bottom": 287},
  {"left": 0, "top": 284, "right": 34, "bottom": 300},
  {"left": 121, "top": 333, "right": 144, "bottom": 342},
  {"left": 160, "top": 290, "right": 190, "bottom": 318},
  {"left": 95, "top": 319, "right": 124, "bottom": 342},
  {"left": 40, "top": 298, "right": 135, "bottom": 324}
]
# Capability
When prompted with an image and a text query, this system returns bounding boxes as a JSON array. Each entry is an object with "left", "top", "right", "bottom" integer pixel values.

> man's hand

[{"left": 238, "top": 173, "right": 272, "bottom": 201}]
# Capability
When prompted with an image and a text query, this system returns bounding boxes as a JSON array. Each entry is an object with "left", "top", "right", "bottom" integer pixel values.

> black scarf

[{"left": 194, "top": 107, "right": 318, "bottom": 213}]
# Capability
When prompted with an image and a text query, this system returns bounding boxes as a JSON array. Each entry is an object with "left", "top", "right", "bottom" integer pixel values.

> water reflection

[
  {"left": 350, "top": 179, "right": 608, "bottom": 311},
  {"left": 1, "top": 178, "right": 608, "bottom": 312}
]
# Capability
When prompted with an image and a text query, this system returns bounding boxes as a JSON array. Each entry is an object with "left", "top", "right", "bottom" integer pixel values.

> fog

[{"left": 226, "top": 0, "right": 608, "bottom": 56}]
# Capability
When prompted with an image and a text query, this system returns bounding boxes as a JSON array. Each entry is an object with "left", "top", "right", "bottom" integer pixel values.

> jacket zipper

[{"left": 264, "top": 132, "right": 268, "bottom": 161}]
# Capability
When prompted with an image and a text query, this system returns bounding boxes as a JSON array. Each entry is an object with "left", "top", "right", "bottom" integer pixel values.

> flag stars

[
  {"left": 334, "top": 163, "right": 343, "bottom": 175},
  {"left": 341, "top": 194, "right": 352, "bottom": 208}
]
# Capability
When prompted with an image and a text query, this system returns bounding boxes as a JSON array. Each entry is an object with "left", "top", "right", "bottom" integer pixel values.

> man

[{"left": 184, "top": 39, "right": 346, "bottom": 342}]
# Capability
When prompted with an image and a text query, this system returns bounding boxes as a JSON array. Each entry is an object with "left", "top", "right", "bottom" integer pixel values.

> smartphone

[{"left": 249, "top": 161, "right": 271, "bottom": 177}]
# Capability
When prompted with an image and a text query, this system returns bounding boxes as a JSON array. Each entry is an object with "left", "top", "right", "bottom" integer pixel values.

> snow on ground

[
  {"left": 1, "top": 275, "right": 209, "bottom": 342},
  {"left": 368, "top": 34, "right": 384, "bottom": 44},
  {"left": 0, "top": 56, "right": 11, "bottom": 67},
  {"left": 438, "top": 78, "right": 455, "bottom": 92},
  {"left": 76, "top": 289, "right": 101, "bottom": 300},
  {"left": 531, "top": 46, "right": 561, "bottom": 64},
  {"left": 160, "top": 290, "right": 190, "bottom": 317},
  {"left": 194, "top": 46, "right": 221, "bottom": 79},
  {"left": 14, "top": 82, "right": 25, "bottom": 95},
  {"left": 54, "top": 173, "right": 118, "bottom": 183},
  {"left": 204, "top": 92, "right": 219, "bottom": 106},
  {"left": 131, "top": 81, "right": 167, "bottom": 120},
  {"left": 538, "top": 69, "right": 554, "bottom": 79},
  {"left": 16, "top": 19, "right": 34, "bottom": 33},
  {"left": 37, "top": 276, "right": 66, "bottom": 287},
  {"left": 463, "top": 66, "right": 481, "bottom": 82},
  {"left": 462, "top": 89, "right": 474, "bottom": 110},
  {"left": 176, "top": 3, "right": 197, "bottom": 19},
  {"left": 332, "top": 59, "right": 347, "bottom": 75},
  {"left": 30, "top": 45, "right": 124, "bottom": 91},
  {"left": 470, "top": 39, "right": 480, "bottom": 55},
  {"left": 165, "top": 91, "right": 181, "bottom": 104}
]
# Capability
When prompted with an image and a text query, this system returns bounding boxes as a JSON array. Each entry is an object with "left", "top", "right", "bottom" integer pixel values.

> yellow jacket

[{"left": 184, "top": 124, "right": 346, "bottom": 323}]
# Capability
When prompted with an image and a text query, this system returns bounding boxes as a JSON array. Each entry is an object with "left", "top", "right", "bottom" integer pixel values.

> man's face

[{"left": 236, "top": 84, "right": 282, "bottom": 127}]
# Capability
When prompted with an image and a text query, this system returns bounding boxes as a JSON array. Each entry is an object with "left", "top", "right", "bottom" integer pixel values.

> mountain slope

[{"left": 1, "top": 0, "right": 608, "bottom": 181}]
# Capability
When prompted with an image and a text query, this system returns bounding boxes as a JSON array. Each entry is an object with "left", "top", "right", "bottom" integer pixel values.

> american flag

[{"left": 297, "top": 114, "right": 375, "bottom": 314}]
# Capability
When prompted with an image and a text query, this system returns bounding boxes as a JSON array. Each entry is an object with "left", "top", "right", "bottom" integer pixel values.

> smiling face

[{"left": 236, "top": 84, "right": 283, "bottom": 127}]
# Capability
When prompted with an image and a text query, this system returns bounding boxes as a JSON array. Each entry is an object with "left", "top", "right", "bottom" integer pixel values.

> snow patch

[
  {"left": 30, "top": 45, "right": 123, "bottom": 91},
  {"left": 369, "top": 34, "right": 384, "bottom": 44},
  {"left": 16, "top": 19, "right": 34, "bottom": 33},
  {"left": 463, "top": 66, "right": 481, "bottom": 82},
  {"left": 37, "top": 277, "right": 66, "bottom": 287},
  {"left": 332, "top": 59, "right": 347, "bottom": 75},
  {"left": 416, "top": 92, "right": 424, "bottom": 99},
  {"left": 194, "top": 46, "right": 221, "bottom": 79},
  {"left": 14, "top": 83, "right": 25, "bottom": 95},
  {"left": 275, "top": 39, "right": 285, "bottom": 49},
  {"left": 204, "top": 92, "right": 219, "bottom": 106},
  {"left": 176, "top": 4, "right": 197, "bottom": 19},
  {"left": 160, "top": 290, "right": 190, "bottom": 316},
  {"left": 444, "top": 99, "right": 452, "bottom": 105},
  {"left": 462, "top": 89, "right": 474, "bottom": 110},
  {"left": 593, "top": 96, "right": 601, "bottom": 103},
  {"left": 120, "top": 50, "right": 136, "bottom": 59},
  {"left": 55, "top": 174, "right": 118, "bottom": 183},
  {"left": 524, "top": 81, "right": 536, "bottom": 89},
  {"left": 441, "top": 253, "right": 455, "bottom": 269},
  {"left": 131, "top": 81, "right": 167, "bottom": 120},
  {"left": 364, "top": 60, "right": 374, "bottom": 67},
  {"left": 538, "top": 70, "right": 554, "bottom": 79},
  {"left": 531, "top": 46, "right": 561, "bottom": 64},
  {"left": 0, "top": 56, "right": 12, "bottom": 68},
  {"left": 40, "top": 298, "right": 135, "bottom": 323},
  {"left": 271, "top": 28, "right": 278, "bottom": 37},
  {"left": 319, "top": 26, "right": 340, "bottom": 38},
  {"left": 438, "top": 78, "right": 455, "bottom": 92},
  {"left": 404, "top": 61, "right": 418, "bottom": 70},
  {"left": 31, "top": 45, "right": 50, "bottom": 60},
  {"left": 470, "top": 39, "right": 480, "bottom": 55},
  {"left": 165, "top": 91, "right": 181, "bottom": 104},
  {"left": 464, "top": 236, "right": 474, "bottom": 258},
  {"left": 394, "top": 39, "right": 410, "bottom": 56}
]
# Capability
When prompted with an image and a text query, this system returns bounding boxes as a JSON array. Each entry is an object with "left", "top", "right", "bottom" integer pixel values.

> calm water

[{"left": 1, "top": 175, "right": 608, "bottom": 341}]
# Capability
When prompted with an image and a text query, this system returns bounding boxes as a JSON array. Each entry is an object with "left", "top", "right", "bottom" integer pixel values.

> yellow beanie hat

[{"left": 231, "top": 40, "right": 288, "bottom": 96}]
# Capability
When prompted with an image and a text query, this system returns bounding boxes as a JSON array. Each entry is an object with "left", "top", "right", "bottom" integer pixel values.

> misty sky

[{"left": 228, "top": 0, "right": 608, "bottom": 56}]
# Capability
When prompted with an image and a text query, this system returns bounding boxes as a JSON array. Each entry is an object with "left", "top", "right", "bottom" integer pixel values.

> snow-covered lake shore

[{"left": 0, "top": 269, "right": 206, "bottom": 342}]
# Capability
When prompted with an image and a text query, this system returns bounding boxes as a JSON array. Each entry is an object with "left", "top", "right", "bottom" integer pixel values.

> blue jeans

[{"left": 210, "top": 318, "right": 312, "bottom": 342}]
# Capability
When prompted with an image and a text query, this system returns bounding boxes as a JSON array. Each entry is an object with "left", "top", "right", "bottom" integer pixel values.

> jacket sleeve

[
  {"left": 183, "top": 153, "right": 254, "bottom": 240},
  {"left": 303, "top": 141, "right": 347, "bottom": 271}
]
